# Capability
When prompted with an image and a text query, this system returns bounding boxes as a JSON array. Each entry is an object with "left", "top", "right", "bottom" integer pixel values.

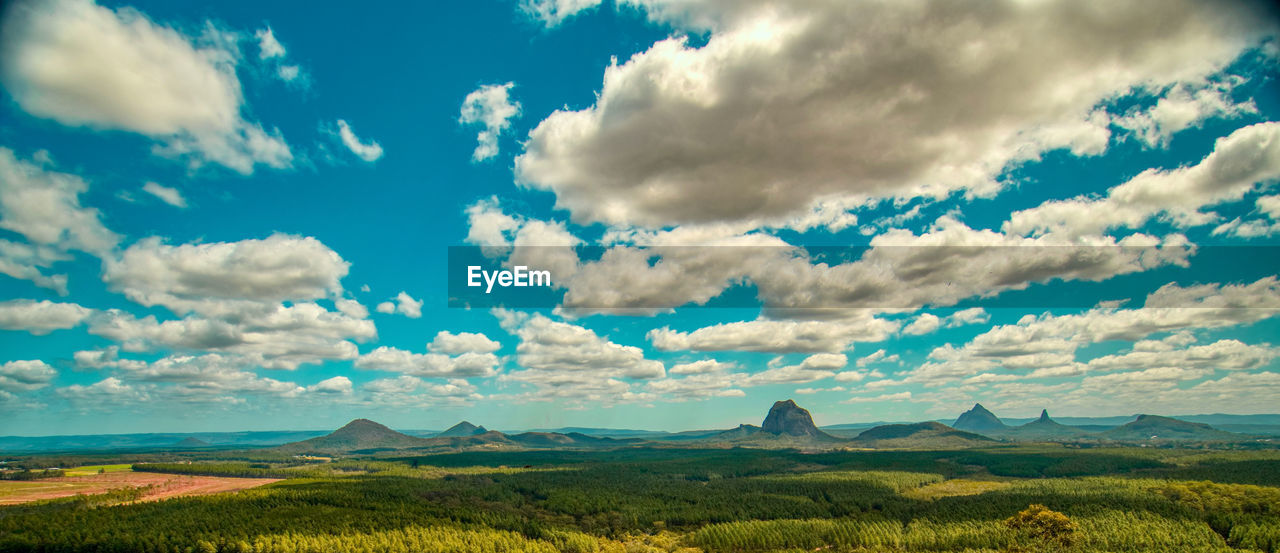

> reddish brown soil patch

[{"left": 0, "top": 471, "right": 279, "bottom": 505}]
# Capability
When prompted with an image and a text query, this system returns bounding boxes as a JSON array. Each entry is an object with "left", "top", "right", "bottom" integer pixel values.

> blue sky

[{"left": 1, "top": 0, "right": 1279, "bottom": 436}]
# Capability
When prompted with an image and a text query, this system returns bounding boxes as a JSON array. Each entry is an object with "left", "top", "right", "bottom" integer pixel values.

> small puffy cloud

[
  {"left": 903, "top": 308, "right": 990, "bottom": 336},
  {"left": 0, "top": 360, "right": 57, "bottom": 393},
  {"left": 0, "top": 0, "right": 293, "bottom": 173},
  {"left": 428, "top": 331, "right": 501, "bottom": 355},
  {"left": 376, "top": 291, "right": 422, "bottom": 319},
  {"left": 355, "top": 346, "right": 500, "bottom": 378},
  {"left": 459, "top": 83, "right": 520, "bottom": 161},
  {"left": 335, "top": 119, "right": 384, "bottom": 162},
  {"left": 903, "top": 313, "right": 941, "bottom": 336},
  {"left": 668, "top": 359, "right": 735, "bottom": 376},
  {"left": 141, "top": 181, "right": 187, "bottom": 208},
  {"left": 520, "top": 0, "right": 602, "bottom": 27},
  {"left": 855, "top": 349, "right": 899, "bottom": 368},
  {"left": 0, "top": 299, "right": 92, "bottom": 335},
  {"left": 255, "top": 27, "right": 285, "bottom": 59},
  {"left": 334, "top": 298, "right": 368, "bottom": 319},
  {"left": 253, "top": 27, "right": 305, "bottom": 84},
  {"left": 307, "top": 376, "right": 352, "bottom": 395}
]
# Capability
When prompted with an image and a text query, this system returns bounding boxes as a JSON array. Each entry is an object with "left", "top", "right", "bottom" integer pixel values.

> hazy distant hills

[
  {"left": 0, "top": 430, "right": 330, "bottom": 452},
  {"left": 5, "top": 401, "right": 1276, "bottom": 453},
  {"left": 853, "top": 422, "right": 995, "bottom": 449},
  {"left": 1101, "top": 415, "right": 1242, "bottom": 442}
]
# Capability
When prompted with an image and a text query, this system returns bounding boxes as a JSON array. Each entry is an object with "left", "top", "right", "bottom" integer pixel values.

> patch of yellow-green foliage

[
  {"left": 62, "top": 464, "right": 132, "bottom": 476},
  {"left": 902, "top": 478, "right": 1012, "bottom": 500}
]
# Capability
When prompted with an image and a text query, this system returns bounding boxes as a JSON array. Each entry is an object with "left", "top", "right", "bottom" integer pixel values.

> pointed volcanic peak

[
  {"left": 1102, "top": 414, "right": 1241, "bottom": 442},
  {"left": 1005, "top": 409, "right": 1086, "bottom": 440},
  {"left": 853, "top": 421, "right": 996, "bottom": 449},
  {"left": 436, "top": 421, "right": 488, "bottom": 438},
  {"left": 953, "top": 403, "right": 1008, "bottom": 433},
  {"left": 278, "top": 419, "right": 429, "bottom": 453}
]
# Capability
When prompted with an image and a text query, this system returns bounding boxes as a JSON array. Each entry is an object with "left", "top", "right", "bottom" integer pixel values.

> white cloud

[
  {"left": 103, "top": 234, "right": 349, "bottom": 318},
  {"left": 795, "top": 386, "right": 844, "bottom": 394},
  {"left": 516, "top": 0, "right": 1274, "bottom": 228},
  {"left": 376, "top": 291, "right": 422, "bottom": 319},
  {"left": 0, "top": 147, "right": 119, "bottom": 293},
  {"left": 355, "top": 347, "right": 499, "bottom": 378},
  {"left": 87, "top": 303, "right": 374, "bottom": 370},
  {"left": 471, "top": 200, "right": 1191, "bottom": 314},
  {"left": 362, "top": 376, "right": 481, "bottom": 405},
  {"left": 645, "top": 371, "right": 745, "bottom": 400},
  {"left": 903, "top": 276, "right": 1280, "bottom": 385},
  {"left": 141, "top": 181, "right": 187, "bottom": 208},
  {"left": 1086, "top": 339, "right": 1276, "bottom": 373},
  {"left": 1007, "top": 122, "right": 1280, "bottom": 238},
  {"left": 307, "top": 376, "right": 352, "bottom": 395},
  {"left": 57, "top": 376, "right": 147, "bottom": 405},
  {"left": 255, "top": 27, "right": 285, "bottom": 59},
  {"left": 0, "top": 299, "right": 92, "bottom": 334},
  {"left": 459, "top": 83, "right": 520, "bottom": 161},
  {"left": 428, "top": 330, "right": 501, "bottom": 355},
  {"left": 495, "top": 309, "right": 664, "bottom": 402},
  {"left": 903, "top": 313, "right": 941, "bottom": 336},
  {"left": 648, "top": 314, "right": 896, "bottom": 353},
  {"left": 842, "top": 391, "right": 912, "bottom": 404},
  {"left": 903, "top": 308, "right": 990, "bottom": 336},
  {"left": 0, "top": 360, "right": 56, "bottom": 393},
  {"left": 91, "top": 235, "right": 370, "bottom": 370},
  {"left": 520, "top": 0, "right": 602, "bottom": 27},
  {"left": 855, "top": 349, "right": 899, "bottom": 368},
  {"left": 334, "top": 298, "right": 368, "bottom": 319},
  {"left": 335, "top": 119, "right": 384, "bottom": 162},
  {"left": 668, "top": 359, "right": 735, "bottom": 375},
  {"left": 1259, "top": 195, "right": 1280, "bottom": 219},
  {"left": 745, "top": 353, "right": 847, "bottom": 385},
  {"left": 0, "top": 0, "right": 292, "bottom": 173},
  {"left": 1114, "top": 82, "right": 1256, "bottom": 148},
  {"left": 1212, "top": 213, "right": 1280, "bottom": 238}
]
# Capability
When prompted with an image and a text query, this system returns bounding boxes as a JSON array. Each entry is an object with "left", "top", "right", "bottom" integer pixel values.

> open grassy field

[{"left": 61, "top": 463, "right": 132, "bottom": 476}]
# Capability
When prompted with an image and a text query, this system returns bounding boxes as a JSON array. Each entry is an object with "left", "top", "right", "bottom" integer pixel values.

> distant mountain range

[{"left": 4, "top": 403, "right": 1277, "bottom": 453}]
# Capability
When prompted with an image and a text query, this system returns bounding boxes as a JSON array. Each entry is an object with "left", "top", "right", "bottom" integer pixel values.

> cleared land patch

[
  {"left": 901, "top": 478, "right": 1013, "bottom": 500},
  {"left": 0, "top": 471, "right": 278, "bottom": 505}
]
